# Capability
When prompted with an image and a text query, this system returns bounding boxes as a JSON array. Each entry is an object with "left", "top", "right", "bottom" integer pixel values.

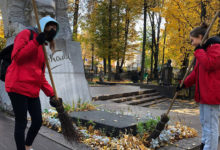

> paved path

[
  {"left": 90, "top": 85, "right": 145, "bottom": 97},
  {"left": 0, "top": 112, "right": 71, "bottom": 150},
  {"left": 91, "top": 85, "right": 220, "bottom": 149},
  {"left": 0, "top": 112, "right": 91, "bottom": 150}
]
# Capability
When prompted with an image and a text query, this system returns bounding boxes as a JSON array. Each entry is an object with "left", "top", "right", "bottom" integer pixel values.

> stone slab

[
  {"left": 70, "top": 111, "right": 141, "bottom": 137},
  {"left": 92, "top": 100, "right": 204, "bottom": 150}
]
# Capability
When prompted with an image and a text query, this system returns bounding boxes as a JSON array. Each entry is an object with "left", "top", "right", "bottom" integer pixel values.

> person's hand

[
  {"left": 49, "top": 96, "right": 63, "bottom": 107},
  {"left": 36, "top": 32, "right": 46, "bottom": 45},
  {"left": 176, "top": 83, "right": 185, "bottom": 92}
]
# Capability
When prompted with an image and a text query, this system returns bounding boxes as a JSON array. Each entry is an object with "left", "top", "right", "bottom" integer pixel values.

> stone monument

[
  {"left": 161, "top": 59, "right": 173, "bottom": 86},
  {"left": 0, "top": 0, "right": 91, "bottom": 111}
]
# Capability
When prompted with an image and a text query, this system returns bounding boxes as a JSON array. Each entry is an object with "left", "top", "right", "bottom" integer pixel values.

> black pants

[{"left": 8, "top": 92, "right": 42, "bottom": 150}]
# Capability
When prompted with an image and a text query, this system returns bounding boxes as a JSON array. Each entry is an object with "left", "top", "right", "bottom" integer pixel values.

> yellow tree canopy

[
  {"left": 158, "top": 0, "right": 219, "bottom": 68},
  {"left": 0, "top": 11, "right": 4, "bottom": 38}
]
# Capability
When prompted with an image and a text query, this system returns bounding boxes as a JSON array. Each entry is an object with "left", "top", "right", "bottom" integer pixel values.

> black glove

[
  {"left": 36, "top": 32, "right": 46, "bottom": 45},
  {"left": 176, "top": 83, "right": 185, "bottom": 92},
  {"left": 49, "top": 96, "right": 63, "bottom": 107}
]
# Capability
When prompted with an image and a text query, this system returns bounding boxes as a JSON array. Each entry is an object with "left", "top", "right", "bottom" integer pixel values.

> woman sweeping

[
  {"left": 177, "top": 23, "right": 220, "bottom": 150},
  {"left": 5, "top": 16, "right": 62, "bottom": 150}
]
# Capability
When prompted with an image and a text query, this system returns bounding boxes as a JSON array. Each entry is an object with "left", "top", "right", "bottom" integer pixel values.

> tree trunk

[
  {"left": 150, "top": 43, "right": 154, "bottom": 79},
  {"left": 120, "top": 7, "right": 130, "bottom": 70},
  {"left": 107, "top": 0, "right": 112, "bottom": 81},
  {"left": 149, "top": 12, "right": 156, "bottom": 79},
  {"left": 73, "top": 0, "right": 80, "bottom": 41},
  {"left": 153, "top": 13, "right": 162, "bottom": 80},
  {"left": 103, "top": 58, "right": 107, "bottom": 75},
  {"left": 108, "top": 56, "right": 111, "bottom": 81},
  {"left": 116, "top": 2, "right": 121, "bottom": 77},
  {"left": 162, "top": 26, "right": 166, "bottom": 67},
  {"left": 91, "top": 43, "right": 94, "bottom": 71},
  {"left": 140, "top": 0, "right": 147, "bottom": 83},
  {"left": 200, "top": 0, "right": 206, "bottom": 22}
]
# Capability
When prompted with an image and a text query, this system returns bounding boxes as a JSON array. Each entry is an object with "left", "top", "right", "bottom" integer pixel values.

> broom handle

[
  {"left": 166, "top": 10, "right": 220, "bottom": 115},
  {"left": 32, "top": 0, "right": 58, "bottom": 100}
]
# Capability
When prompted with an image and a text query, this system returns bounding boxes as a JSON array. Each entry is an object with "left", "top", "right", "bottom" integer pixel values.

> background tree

[
  {"left": 140, "top": 0, "right": 147, "bottom": 82},
  {"left": 0, "top": 11, "right": 6, "bottom": 50},
  {"left": 160, "top": 0, "right": 219, "bottom": 69},
  {"left": 73, "top": 0, "right": 80, "bottom": 40},
  {"left": 67, "top": 0, "right": 219, "bottom": 83}
]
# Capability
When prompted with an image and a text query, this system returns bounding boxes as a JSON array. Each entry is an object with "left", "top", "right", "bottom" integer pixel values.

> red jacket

[
  {"left": 184, "top": 37, "right": 220, "bottom": 104},
  {"left": 5, "top": 29, "right": 54, "bottom": 98}
]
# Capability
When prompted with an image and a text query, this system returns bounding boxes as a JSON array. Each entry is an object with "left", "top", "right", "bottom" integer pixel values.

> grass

[
  {"left": 62, "top": 99, "right": 97, "bottom": 113},
  {"left": 137, "top": 117, "right": 160, "bottom": 136}
]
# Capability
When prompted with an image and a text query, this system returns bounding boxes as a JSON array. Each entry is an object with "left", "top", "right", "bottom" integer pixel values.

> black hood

[
  {"left": 207, "top": 36, "right": 220, "bottom": 44},
  {"left": 203, "top": 36, "right": 220, "bottom": 49}
]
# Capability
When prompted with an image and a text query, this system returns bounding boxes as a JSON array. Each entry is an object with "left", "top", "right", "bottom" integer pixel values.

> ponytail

[{"left": 190, "top": 22, "right": 209, "bottom": 38}]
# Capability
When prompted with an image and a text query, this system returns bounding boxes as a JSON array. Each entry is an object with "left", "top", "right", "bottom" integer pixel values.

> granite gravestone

[
  {"left": 161, "top": 60, "right": 173, "bottom": 86},
  {"left": 0, "top": 0, "right": 91, "bottom": 111}
]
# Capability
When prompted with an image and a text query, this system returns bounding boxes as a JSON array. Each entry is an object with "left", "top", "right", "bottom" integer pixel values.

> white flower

[
  {"left": 100, "top": 137, "right": 110, "bottom": 144},
  {"left": 150, "top": 138, "right": 159, "bottom": 148}
]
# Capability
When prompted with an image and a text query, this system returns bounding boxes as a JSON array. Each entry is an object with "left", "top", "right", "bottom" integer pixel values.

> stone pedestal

[
  {"left": 0, "top": 40, "right": 91, "bottom": 111},
  {"left": 160, "top": 60, "right": 173, "bottom": 86},
  {"left": 0, "top": 0, "right": 91, "bottom": 111},
  {"left": 40, "top": 40, "right": 91, "bottom": 110}
]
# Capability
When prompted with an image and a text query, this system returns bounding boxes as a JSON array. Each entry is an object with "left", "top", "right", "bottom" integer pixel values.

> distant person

[
  {"left": 144, "top": 72, "right": 148, "bottom": 81},
  {"left": 177, "top": 23, "right": 220, "bottom": 150},
  {"left": 99, "top": 69, "right": 104, "bottom": 82}
]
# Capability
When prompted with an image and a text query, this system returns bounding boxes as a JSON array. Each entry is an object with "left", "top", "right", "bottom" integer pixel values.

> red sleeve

[
  {"left": 184, "top": 69, "right": 196, "bottom": 88},
  {"left": 12, "top": 29, "right": 40, "bottom": 64},
  {"left": 194, "top": 44, "right": 220, "bottom": 71},
  {"left": 40, "top": 65, "right": 54, "bottom": 97}
]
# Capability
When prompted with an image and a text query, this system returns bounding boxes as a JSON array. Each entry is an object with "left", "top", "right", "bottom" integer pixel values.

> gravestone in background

[
  {"left": 161, "top": 60, "right": 173, "bottom": 86},
  {"left": 0, "top": 0, "right": 91, "bottom": 111}
]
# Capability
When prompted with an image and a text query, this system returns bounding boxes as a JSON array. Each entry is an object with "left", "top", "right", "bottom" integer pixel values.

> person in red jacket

[
  {"left": 5, "top": 16, "right": 62, "bottom": 150},
  {"left": 177, "top": 23, "right": 220, "bottom": 150}
]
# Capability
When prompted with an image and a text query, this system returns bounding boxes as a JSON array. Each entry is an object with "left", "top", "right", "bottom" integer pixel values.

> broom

[
  {"left": 31, "top": 0, "right": 81, "bottom": 142},
  {"left": 147, "top": 10, "right": 220, "bottom": 141}
]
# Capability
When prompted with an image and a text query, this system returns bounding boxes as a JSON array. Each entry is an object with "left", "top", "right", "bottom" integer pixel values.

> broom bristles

[
  {"left": 161, "top": 113, "right": 169, "bottom": 123},
  {"left": 147, "top": 114, "right": 170, "bottom": 141},
  {"left": 56, "top": 106, "right": 81, "bottom": 143}
]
